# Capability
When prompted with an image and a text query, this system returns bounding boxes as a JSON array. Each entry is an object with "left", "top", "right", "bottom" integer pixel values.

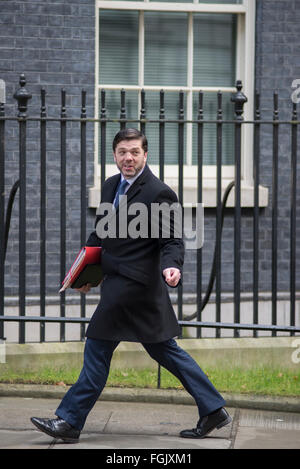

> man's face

[{"left": 113, "top": 139, "right": 147, "bottom": 178}]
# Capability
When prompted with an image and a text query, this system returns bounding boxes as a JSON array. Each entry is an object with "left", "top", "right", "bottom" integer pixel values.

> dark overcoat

[{"left": 85, "top": 164, "right": 184, "bottom": 343}]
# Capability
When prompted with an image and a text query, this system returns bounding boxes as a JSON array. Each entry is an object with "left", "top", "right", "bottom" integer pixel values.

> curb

[{"left": 0, "top": 383, "right": 299, "bottom": 413}]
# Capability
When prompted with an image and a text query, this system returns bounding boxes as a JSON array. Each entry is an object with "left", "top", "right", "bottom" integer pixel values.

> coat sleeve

[
  {"left": 85, "top": 209, "right": 103, "bottom": 248},
  {"left": 154, "top": 188, "right": 185, "bottom": 277},
  {"left": 85, "top": 230, "right": 101, "bottom": 248}
]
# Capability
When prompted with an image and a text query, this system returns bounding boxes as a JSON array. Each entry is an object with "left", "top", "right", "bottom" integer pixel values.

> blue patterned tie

[{"left": 114, "top": 179, "right": 129, "bottom": 208}]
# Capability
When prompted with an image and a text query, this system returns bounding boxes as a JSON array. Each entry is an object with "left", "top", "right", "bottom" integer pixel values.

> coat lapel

[
  {"left": 98, "top": 165, "right": 153, "bottom": 224},
  {"left": 116, "top": 164, "right": 152, "bottom": 211}
]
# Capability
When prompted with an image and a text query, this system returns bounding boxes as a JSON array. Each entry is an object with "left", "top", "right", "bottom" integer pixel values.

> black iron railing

[{"left": 0, "top": 74, "right": 299, "bottom": 343}]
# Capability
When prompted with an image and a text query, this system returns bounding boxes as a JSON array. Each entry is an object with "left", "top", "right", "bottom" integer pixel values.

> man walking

[{"left": 31, "top": 128, "right": 231, "bottom": 442}]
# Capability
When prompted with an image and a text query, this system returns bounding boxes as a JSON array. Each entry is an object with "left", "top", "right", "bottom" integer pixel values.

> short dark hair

[{"left": 112, "top": 128, "right": 148, "bottom": 153}]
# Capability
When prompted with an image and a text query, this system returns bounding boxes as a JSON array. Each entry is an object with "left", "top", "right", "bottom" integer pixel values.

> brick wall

[
  {"left": 1, "top": 0, "right": 96, "bottom": 295},
  {"left": 254, "top": 0, "right": 300, "bottom": 292}
]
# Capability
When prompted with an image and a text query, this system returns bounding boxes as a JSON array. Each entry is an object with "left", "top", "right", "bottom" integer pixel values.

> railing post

[
  {"left": 272, "top": 92, "right": 279, "bottom": 337},
  {"left": 216, "top": 91, "right": 223, "bottom": 338},
  {"left": 40, "top": 88, "right": 47, "bottom": 342},
  {"left": 13, "top": 74, "right": 32, "bottom": 344},
  {"left": 290, "top": 101, "right": 297, "bottom": 336},
  {"left": 177, "top": 91, "right": 184, "bottom": 336},
  {"left": 60, "top": 89, "right": 67, "bottom": 342},
  {"left": 100, "top": 89, "right": 106, "bottom": 188},
  {"left": 159, "top": 90, "right": 165, "bottom": 182},
  {"left": 80, "top": 89, "right": 87, "bottom": 341},
  {"left": 157, "top": 90, "right": 165, "bottom": 386},
  {"left": 140, "top": 89, "right": 146, "bottom": 135},
  {"left": 253, "top": 91, "right": 261, "bottom": 337},
  {"left": 0, "top": 80, "right": 5, "bottom": 340},
  {"left": 231, "top": 80, "right": 247, "bottom": 338},
  {"left": 120, "top": 89, "right": 126, "bottom": 130},
  {"left": 196, "top": 91, "right": 203, "bottom": 338}
]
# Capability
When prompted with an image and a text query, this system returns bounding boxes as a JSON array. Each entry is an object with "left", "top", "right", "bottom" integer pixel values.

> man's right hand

[{"left": 76, "top": 283, "right": 92, "bottom": 294}]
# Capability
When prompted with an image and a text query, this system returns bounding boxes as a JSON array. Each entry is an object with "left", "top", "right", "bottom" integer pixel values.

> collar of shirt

[{"left": 120, "top": 165, "right": 145, "bottom": 192}]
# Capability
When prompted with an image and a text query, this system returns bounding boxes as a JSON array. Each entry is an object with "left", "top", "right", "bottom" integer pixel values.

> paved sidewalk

[{"left": 0, "top": 396, "right": 300, "bottom": 450}]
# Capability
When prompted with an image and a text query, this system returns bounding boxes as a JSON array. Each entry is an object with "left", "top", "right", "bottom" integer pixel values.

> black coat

[{"left": 85, "top": 165, "right": 184, "bottom": 343}]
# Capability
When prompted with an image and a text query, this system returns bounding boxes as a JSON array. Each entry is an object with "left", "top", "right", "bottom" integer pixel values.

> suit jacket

[{"left": 85, "top": 164, "right": 184, "bottom": 343}]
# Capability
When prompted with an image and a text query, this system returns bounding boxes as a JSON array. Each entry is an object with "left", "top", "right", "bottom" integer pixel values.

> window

[{"left": 90, "top": 1, "right": 264, "bottom": 208}]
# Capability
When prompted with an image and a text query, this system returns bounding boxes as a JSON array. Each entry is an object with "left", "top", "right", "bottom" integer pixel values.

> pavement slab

[
  {"left": 0, "top": 396, "right": 299, "bottom": 450},
  {"left": 0, "top": 429, "right": 52, "bottom": 449},
  {"left": 52, "top": 433, "right": 231, "bottom": 450},
  {"left": 233, "top": 408, "right": 300, "bottom": 449}
]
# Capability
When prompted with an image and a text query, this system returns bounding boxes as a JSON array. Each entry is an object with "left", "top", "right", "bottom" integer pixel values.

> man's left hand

[{"left": 163, "top": 267, "right": 181, "bottom": 287}]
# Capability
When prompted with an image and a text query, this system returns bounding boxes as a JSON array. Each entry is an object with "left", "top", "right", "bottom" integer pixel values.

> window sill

[{"left": 88, "top": 176, "right": 269, "bottom": 208}]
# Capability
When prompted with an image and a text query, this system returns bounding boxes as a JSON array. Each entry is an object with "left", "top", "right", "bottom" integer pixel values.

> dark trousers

[{"left": 55, "top": 337, "right": 226, "bottom": 431}]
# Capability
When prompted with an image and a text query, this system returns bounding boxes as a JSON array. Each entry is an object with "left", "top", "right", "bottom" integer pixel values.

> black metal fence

[{"left": 0, "top": 74, "right": 299, "bottom": 344}]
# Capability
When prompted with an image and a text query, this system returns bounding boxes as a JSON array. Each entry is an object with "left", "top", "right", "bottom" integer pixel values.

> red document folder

[{"left": 59, "top": 246, "right": 103, "bottom": 292}]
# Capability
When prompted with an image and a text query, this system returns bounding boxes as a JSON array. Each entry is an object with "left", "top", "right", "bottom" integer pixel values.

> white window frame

[{"left": 89, "top": 0, "right": 268, "bottom": 208}]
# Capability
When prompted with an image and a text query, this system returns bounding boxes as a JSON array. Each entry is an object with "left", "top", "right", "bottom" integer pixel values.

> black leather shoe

[
  {"left": 31, "top": 417, "right": 80, "bottom": 443},
  {"left": 180, "top": 407, "right": 232, "bottom": 439}
]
